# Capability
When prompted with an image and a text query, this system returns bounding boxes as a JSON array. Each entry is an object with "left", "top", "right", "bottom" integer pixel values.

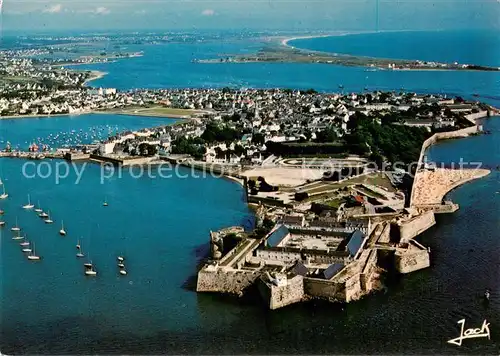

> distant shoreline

[{"left": 84, "top": 70, "right": 108, "bottom": 85}]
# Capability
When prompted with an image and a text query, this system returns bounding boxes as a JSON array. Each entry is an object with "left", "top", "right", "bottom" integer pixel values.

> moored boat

[
  {"left": 11, "top": 217, "right": 20, "bottom": 232},
  {"left": 27, "top": 244, "right": 40, "bottom": 260},
  {"left": 0, "top": 185, "right": 8, "bottom": 200},
  {"left": 44, "top": 211, "right": 53, "bottom": 224},
  {"left": 34, "top": 201, "right": 43, "bottom": 213},
  {"left": 22, "top": 194, "right": 34, "bottom": 209},
  {"left": 59, "top": 220, "right": 66, "bottom": 236}
]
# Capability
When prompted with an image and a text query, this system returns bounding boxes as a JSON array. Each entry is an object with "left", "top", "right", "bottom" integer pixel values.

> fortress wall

[
  {"left": 411, "top": 125, "right": 480, "bottom": 205},
  {"left": 399, "top": 211, "right": 436, "bottom": 242},
  {"left": 304, "top": 278, "right": 347, "bottom": 302},
  {"left": 394, "top": 249, "right": 430, "bottom": 274},
  {"left": 258, "top": 276, "right": 305, "bottom": 310},
  {"left": 196, "top": 268, "right": 260, "bottom": 295},
  {"left": 360, "top": 249, "right": 378, "bottom": 292}
]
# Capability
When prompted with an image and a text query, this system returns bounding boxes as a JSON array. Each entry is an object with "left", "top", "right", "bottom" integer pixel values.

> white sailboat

[
  {"left": 84, "top": 261, "right": 97, "bottom": 276},
  {"left": 22, "top": 194, "right": 34, "bottom": 209},
  {"left": 44, "top": 211, "right": 53, "bottom": 224},
  {"left": 59, "top": 220, "right": 66, "bottom": 236},
  {"left": 0, "top": 221, "right": 5, "bottom": 227},
  {"left": 119, "top": 269, "right": 127, "bottom": 275},
  {"left": 103, "top": 197, "right": 108, "bottom": 207},
  {"left": 12, "top": 232, "right": 24, "bottom": 240},
  {"left": 20, "top": 240, "right": 30, "bottom": 247},
  {"left": 10, "top": 217, "right": 20, "bottom": 232},
  {"left": 0, "top": 185, "right": 8, "bottom": 199},
  {"left": 39, "top": 210, "right": 49, "bottom": 218},
  {"left": 34, "top": 201, "right": 43, "bottom": 213},
  {"left": 27, "top": 243, "right": 40, "bottom": 260},
  {"left": 0, "top": 177, "right": 3, "bottom": 185},
  {"left": 76, "top": 241, "right": 85, "bottom": 257}
]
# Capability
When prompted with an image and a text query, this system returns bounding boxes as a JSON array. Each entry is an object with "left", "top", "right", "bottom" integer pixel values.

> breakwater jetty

[{"left": 410, "top": 122, "right": 491, "bottom": 212}]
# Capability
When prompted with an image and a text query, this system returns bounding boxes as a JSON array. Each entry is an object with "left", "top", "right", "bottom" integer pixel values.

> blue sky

[{"left": 1, "top": 0, "right": 499, "bottom": 32}]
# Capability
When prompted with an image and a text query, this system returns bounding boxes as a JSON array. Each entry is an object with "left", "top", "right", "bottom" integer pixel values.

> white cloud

[
  {"left": 43, "top": 4, "right": 63, "bottom": 14},
  {"left": 94, "top": 7, "right": 110, "bottom": 15},
  {"left": 201, "top": 9, "right": 215, "bottom": 16}
]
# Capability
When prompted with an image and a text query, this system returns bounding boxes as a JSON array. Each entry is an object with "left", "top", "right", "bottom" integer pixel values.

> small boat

[
  {"left": 84, "top": 263, "right": 97, "bottom": 276},
  {"left": 22, "top": 247, "right": 32, "bottom": 253},
  {"left": 34, "top": 201, "right": 43, "bottom": 213},
  {"left": 12, "top": 232, "right": 24, "bottom": 240},
  {"left": 85, "top": 269, "right": 97, "bottom": 276},
  {"left": 39, "top": 211, "right": 49, "bottom": 218},
  {"left": 44, "top": 212, "right": 53, "bottom": 224},
  {"left": 84, "top": 261, "right": 93, "bottom": 268},
  {"left": 0, "top": 209, "right": 4, "bottom": 215},
  {"left": 117, "top": 263, "right": 125, "bottom": 268},
  {"left": 484, "top": 289, "right": 490, "bottom": 301},
  {"left": 76, "top": 238, "right": 81, "bottom": 250},
  {"left": 117, "top": 256, "right": 124, "bottom": 262},
  {"left": 0, "top": 178, "right": 2, "bottom": 185},
  {"left": 59, "top": 221, "right": 66, "bottom": 236},
  {"left": 20, "top": 241, "right": 30, "bottom": 247},
  {"left": 0, "top": 221, "right": 5, "bottom": 227},
  {"left": 22, "top": 194, "right": 34, "bottom": 209},
  {"left": 0, "top": 185, "right": 8, "bottom": 200},
  {"left": 11, "top": 217, "right": 20, "bottom": 232},
  {"left": 27, "top": 244, "right": 40, "bottom": 260},
  {"left": 103, "top": 197, "right": 108, "bottom": 207},
  {"left": 76, "top": 251, "right": 85, "bottom": 258},
  {"left": 119, "top": 270, "right": 127, "bottom": 275}
]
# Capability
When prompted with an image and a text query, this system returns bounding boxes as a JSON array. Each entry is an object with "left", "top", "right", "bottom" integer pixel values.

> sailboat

[
  {"left": 22, "top": 194, "right": 34, "bottom": 209},
  {"left": 11, "top": 217, "right": 20, "bottom": 232},
  {"left": 59, "top": 220, "right": 66, "bottom": 236},
  {"left": 34, "top": 201, "right": 43, "bottom": 213},
  {"left": 27, "top": 243, "right": 40, "bottom": 260},
  {"left": 39, "top": 210, "right": 49, "bottom": 218},
  {"left": 0, "top": 177, "right": 3, "bottom": 185},
  {"left": 44, "top": 211, "right": 53, "bottom": 224},
  {"left": 76, "top": 240, "right": 85, "bottom": 257},
  {"left": 119, "top": 269, "right": 127, "bottom": 275},
  {"left": 20, "top": 240, "right": 30, "bottom": 247},
  {"left": 0, "top": 221, "right": 5, "bottom": 227},
  {"left": 0, "top": 185, "right": 8, "bottom": 199},
  {"left": 103, "top": 197, "right": 108, "bottom": 207},
  {"left": 84, "top": 261, "right": 97, "bottom": 276},
  {"left": 12, "top": 232, "right": 24, "bottom": 240}
]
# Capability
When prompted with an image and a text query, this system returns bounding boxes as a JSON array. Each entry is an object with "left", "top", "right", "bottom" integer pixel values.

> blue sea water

[
  {"left": 289, "top": 30, "right": 500, "bottom": 67},
  {"left": 1, "top": 30, "right": 500, "bottom": 354},
  {"left": 79, "top": 31, "right": 500, "bottom": 105},
  {"left": 0, "top": 113, "right": 177, "bottom": 150}
]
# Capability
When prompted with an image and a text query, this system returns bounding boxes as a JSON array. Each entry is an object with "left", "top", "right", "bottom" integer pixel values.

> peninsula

[
  {"left": 196, "top": 35, "right": 500, "bottom": 72},
  {"left": 1, "top": 36, "right": 497, "bottom": 310}
]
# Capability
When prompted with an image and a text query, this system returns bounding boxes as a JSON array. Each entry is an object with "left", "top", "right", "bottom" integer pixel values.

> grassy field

[{"left": 325, "top": 198, "right": 347, "bottom": 209}]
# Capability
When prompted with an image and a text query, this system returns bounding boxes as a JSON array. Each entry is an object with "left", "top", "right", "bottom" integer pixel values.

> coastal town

[{"left": 1, "top": 38, "right": 497, "bottom": 310}]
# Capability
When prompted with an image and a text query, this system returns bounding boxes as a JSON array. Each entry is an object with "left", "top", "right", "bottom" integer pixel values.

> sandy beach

[
  {"left": 84, "top": 70, "right": 108, "bottom": 85},
  {"left": 411, "top": 168, "right": 491, "bottom": 206}
]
